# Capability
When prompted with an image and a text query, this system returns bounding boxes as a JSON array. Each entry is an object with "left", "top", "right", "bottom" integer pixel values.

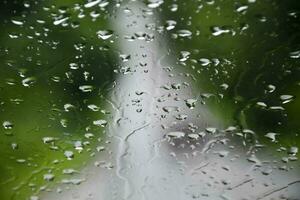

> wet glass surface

[{"left": 0, "top": 0, "right": 300, "bottom": 199}]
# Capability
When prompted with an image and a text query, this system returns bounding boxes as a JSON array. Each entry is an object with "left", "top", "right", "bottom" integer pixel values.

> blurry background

[{"left": 0, "top": 0, "right": 299, "bottom": 199}]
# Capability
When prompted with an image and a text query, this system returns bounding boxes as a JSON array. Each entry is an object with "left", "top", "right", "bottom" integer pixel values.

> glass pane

[{"left": 0, "top": 0, "right": 299, "bottom": 199}]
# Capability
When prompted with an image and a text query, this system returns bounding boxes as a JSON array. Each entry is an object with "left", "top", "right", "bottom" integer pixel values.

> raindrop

[
  {"left": 147, "top": 0, "right": 164, "bottom": 8},
  {"left": 220, "top": 83, "right": 229, "bottom": 90},
  {"left": 166, "top": 131, "right": 185, "bottom": 138},
  {"left": 11, "top": 19, "right": 24, "bottom": 26},
  {"left": 289, "top": 50, "right": 300, "bottom": 59},
  {"left": 120, "top": 54, "right": 131, "bottom": 62},
  {"left": 69, "top": 63, "right": 79, "bottom": 70},
  {"left": 60, "top": 119, "right": 68, "bottom": 128},
  {"left": 84, "top": 133, "right": 94, "bottom": 139},
  {"left": 53, "top": 17, "right": 69, "bottom": 26},
  {"left": 247, "top": 154, "right": 261, "bottom": 165},
  {"left": 165, "top": 20, "right": 177, "bottom": 31},
  {"left": 256, "top": 102, "right": 267, "bottom": 108},
  {"left": 30, "top": 196, "right": 39, "bottom": 200},
  {"left": 99, "top": 1, "right": 109, "bottom": 8},
  {"left": 96, "top": 146, "right": 105, "bottom": 152},
  {"left": 236, "top": 5, "right": 248, "bottom": 13},
  {"left": 22, "top": 77, "right": 36, "bottom": 87},
  {"left": 261, "top": 167, "right": 273, "bottom": 176},
  {"left": 11, "top": 143, "right": 18, "bottom": 150},
  {"left": 269, "top": 106, "right": 285, "bottom": 111},
  {"left": 93, "top": 119, "right": 108, "bottom": 127},
  {"left": 175, "top": 114, "right": 187, "bottom": 121},
  {"left": 16, "top": 159, "right": 26, "bottom": 163},
  {"left": 74, "top": 141, "right": 83, "bottom": 152},
  {"left": 3, "top": 121, "right": 13, "bottom": 129},
  {"left": 84, "top": 0, "right": 101, "bottom": 8},
  {"left": 264, "top": 132, "right": 278, "bottom": 142},
  {"left": 79, "top": 85, "right": 94, "bottom": 92},
  {"left": 42, "top": 137, "right": 56, "bottom": 144},
  {"left": 162, "top": 106, "right": 179, "bottom": 113},
  {"left": 62, "top": 178, "right": 85, "bottom": 185},
  {"left": 177, "top": 30, "right": 192, "bottom": 37},
  {"left": 185, "top": 99, "right": 197, "bottom": 109},
  {"left": 97, "top": 30, "right": 114, "bottom": 40},
  {"left": 88, "top": 104, "right": 100, "bottom": 111},
  {"left": 169, "top": 4, "right": 178, "bottom": 12},
  {"left": 267, "top": 84, "right": 276, "bottom": 93},
  {"left": 179, "top": 51, "right": 191, "bottom": 62},
  {"left": 63, "top": 168, "right": 77, "bottom": 175},
  {"left": 171, "top": 83, "right": 181, "bottom": 90},
  {"left": 64, "top": 151, "right": 74, "bottom": 160},
  {"left": 188, "top": 133, "right": 200, "bottom": 140},
  {"left": 43, "top": 174, "right": 55, "bottom": 181},
  {"left": 218, "top": 150, "right": 229, "bottom": 157},
  {"left": 198, "top": 58, "right": 211, "bottom": 66},
  {"left": 206, "top": 127, "right": 216, "bottom": 134},
  {"left": 225, "top": 126, "right": 237, "bottom": 132},
  {"left": 288, "top": 146, "right": 298, "bottom": 156},
  {"left": 64, "top": 103, "right": 75, "bottom": 112},
  {"left": 210, "top": 26, "right": 231, "bottom": 36},
  {"left": 280, "top": 95, "right": 294, "bottom": 104}
]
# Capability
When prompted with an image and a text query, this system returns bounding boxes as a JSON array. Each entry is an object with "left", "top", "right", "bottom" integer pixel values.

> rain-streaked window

[{"left": 0, "top": 0, "right": 299, "bottom": 199}]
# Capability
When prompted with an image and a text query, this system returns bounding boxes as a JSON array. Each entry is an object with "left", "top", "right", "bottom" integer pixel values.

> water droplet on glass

[
  {"left": 147, "top": 0, "right": 164, "bottom": 8},
  {"left": 3, "top": 121, "right": 13, "bottom": 129},
  {"left": 264, "top": 132, "right": 278, "bottom": 142},
  {"left": 93, "top": 119, "right": 108, "bottom": 127},
  {"left": 198, "top": 58, "right": 211, "bottom": 66},
  {"left": 179, "top": 51, "right": 191, "bottom": 62},
  {"left": 64, "top": 151, "right": 74, "bottom": 160},
  {"left": 162, "top": 106, "right": 179, "bottom": 113},
  {"left": 120, "top": 54, "right": 131, "bottom": 62},
  {"left": 84, "top": 0, "right": 101, "bottom": 8},
  {"left": 88, "top": 104, "right": 100, "bottom": 111},
  {"left": 166, "top": 131, "right": 185, "bottom": 138},
  {"left": 165, "top": 20, "right": 177, "bottom": 30},
  {"left": 206, "top": 127, "right": 216, "bottom": 134},
  {"left": 236, "top": 5, "right": 248, "bottom": 13},
  {"left": 53, "top": 17, "right": 69, "bottom": 26},
  {"left": 289, "top": 50, "right": 300, "bottom": 59},
  {"left": 288, "top": 146, "right": 298, "bottom": 156},
  {"left": 43, "top": 174, "right": 55, "bottom": 181},
  {"left": 30, "top": 196, "right": 39, "bottom": 200},
  {"left": 11, "top": 19, "right": 24, "bottom": 26},
  {"left": 280, "top": 95, "right": 294, "bottom": 104},
  {"left": 210, "top": 26, "right": 231, "bottom": 36},
  {"left": 169, "top": 4, "right": 178, "bottom": 12},
  {"left": 22, "top": 77, "right": 36, "bottom": 87},
  {"left": 11, "top": 143, "right": 18, "bottom": 150},
  {"left": 79, "top": 85, "right": 94, "bottom": 92},
  {"left": 42, "top": 137, "right": 56, "bottom": 144},
  {"left": 177, "top": 30, "right": 192, "bottom": 37},
  {"left": 97, "top": 30, "right": 114, "bottom": 40},
  {"left": 185, "top": 99, "right": 197, "bottom": 109},
  {"left": 63, "top": 168, "right": 77, "bottom": 175}
]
